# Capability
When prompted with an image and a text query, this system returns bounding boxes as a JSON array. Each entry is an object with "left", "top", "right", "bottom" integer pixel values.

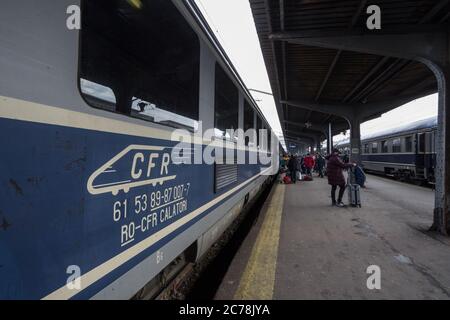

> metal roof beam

[
  {"left": 270, "top": 27, "right": 448, "bottom": 63},
  {"left": 284, "top": 136, "right": 311, "bottom": 145},
  {"left": 420, "top": 0, "right": 449, "bottom": 23},
  {"left": 284, "top": 120, "right": 349, "bottom": 137},
  {"left": 284, "top": 130, "right": 321, "bottom": 142},
  {"left": 283, "top": 120, "right": 326, "bottom": 132},
  {"left": 283, "top": 87, "right": 436, "bottom": 124},
  {"left": 350, "top": 60, "right": 411, "bottom": 103},
  {"left": 269, "top": 24, "right": 446, "bottom": 40},
  {"left": 314, "top": 0, "right": 368, "bottom": 102},
  {"left": 315, "top": 51, "right": 341, "bottom": 101},
  {"left": 341, "top": 2, "right": 448, "bottom": 104},
  {"left": 281, "top": 99, "right": 354, "bottom": 119}
]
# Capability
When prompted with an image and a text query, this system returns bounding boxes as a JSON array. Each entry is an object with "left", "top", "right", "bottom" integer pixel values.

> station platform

[{"left": 215, "top": 174, "right": 450, "bottom": 300}]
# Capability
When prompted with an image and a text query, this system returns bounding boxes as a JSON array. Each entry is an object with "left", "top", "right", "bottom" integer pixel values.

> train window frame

[
  {"left": 425, "top": 132, "right": 433, "bottom": 153},
  {"left": 418, "top": 133, "right": 426, "bottom": 153},
  {"left": 363, "top": 144, "right": 369, "bottom": 154},
  {"left": 256, "top": 115, "right": 263, "bottom": 148},
  {"left": 371, "top": 142, "right": 378, "bottom": 153},
  {"left": 381, "top": 140, "right": 388, "bottom": 153},
  {"left": 78, "top": 0, "right": 201, "bottom": 131},
  {"left": 404, "top": 136, "right": 413, "bottom": 153},
  {"left": 214, "top": 62, "right": 239, "bottom": 141},
  {"left": 392, "top": 138, "right": 401, "bottom": 153},
  {"left": 431, "top": 131, "right": 436, "bottom": 153},
  {"left": 263, "top": 120, "right": 271, "bottom": 153},
  {"left": 243, "top": 99, "right": 255, "bottom": 146}
]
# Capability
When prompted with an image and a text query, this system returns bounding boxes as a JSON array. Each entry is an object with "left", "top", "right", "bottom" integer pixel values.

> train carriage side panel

[{"left": 0, "top": 0, "right": 276, "bottom": 300}]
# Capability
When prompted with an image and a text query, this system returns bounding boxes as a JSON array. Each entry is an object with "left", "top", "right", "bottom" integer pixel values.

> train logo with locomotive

[{"left": 87, "top": 145, "right": 177, "bottom": 196}]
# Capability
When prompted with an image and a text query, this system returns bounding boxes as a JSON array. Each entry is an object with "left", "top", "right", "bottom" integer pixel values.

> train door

[{"left": 416, "top": 132, "right": 426, "bottom": 179}]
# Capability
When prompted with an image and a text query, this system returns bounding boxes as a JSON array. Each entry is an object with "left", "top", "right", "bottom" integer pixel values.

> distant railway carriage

[
  {"left": 0, "top": 0, "right": 278, "bottom": 299},
  {"left": 335, "top": 117, "right": 437, "bottom": 184}
]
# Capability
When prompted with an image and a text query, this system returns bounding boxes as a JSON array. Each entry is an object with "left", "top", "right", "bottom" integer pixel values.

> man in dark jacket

[
  {"left": 326, "top": 149, "right": 356, "bottom": 207},
  {"left": 287, "top": 155, "right": 298, "bottom": 184},
  {"left": 316, "top": 153, "right": 326, "bottom": 178}
]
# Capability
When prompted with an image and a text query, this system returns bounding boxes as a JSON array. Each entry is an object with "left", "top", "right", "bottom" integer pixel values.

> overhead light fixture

[{"left": 305, "top": 122, "right": 312, "bottom": 129}]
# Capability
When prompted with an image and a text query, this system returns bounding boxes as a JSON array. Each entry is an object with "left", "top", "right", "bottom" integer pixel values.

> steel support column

[
  {"left": 327, "top": 122, "right": 333, "bottom": 154},
  {"left": 431, "top": 63, "right": 450, "bottom": 235},
  {"left": 316, "top": 140, "right": 322, "bottom": 153}
]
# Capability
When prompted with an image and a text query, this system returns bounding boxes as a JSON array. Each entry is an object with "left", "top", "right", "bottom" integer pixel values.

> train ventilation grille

[{"left": 215, "top": 160, "right": 238, "bottom": 192}]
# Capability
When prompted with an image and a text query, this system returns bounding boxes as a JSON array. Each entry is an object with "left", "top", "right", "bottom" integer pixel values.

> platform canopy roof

[{"left": 249, "top": 0, "right": 450, "bottom": 146}]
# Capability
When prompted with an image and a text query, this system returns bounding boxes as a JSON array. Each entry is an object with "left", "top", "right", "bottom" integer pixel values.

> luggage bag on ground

[{"left": 347, "top": 167, "right": 361, "bottom": 207}]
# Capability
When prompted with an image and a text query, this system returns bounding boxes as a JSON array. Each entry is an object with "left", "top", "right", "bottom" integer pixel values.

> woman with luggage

[{"left": 326, "top": 149, "right": 356, "bottom": 207}]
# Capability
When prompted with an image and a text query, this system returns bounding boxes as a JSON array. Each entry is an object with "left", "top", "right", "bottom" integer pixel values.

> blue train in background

[
  {"left": 0, "top": 0, "right": 278, "bottom": 299},
  {"left": 335, "top": 117, "right": 437, "bottom": 184}
]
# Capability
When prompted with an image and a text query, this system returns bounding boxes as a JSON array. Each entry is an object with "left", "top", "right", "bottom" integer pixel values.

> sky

[{"left": 196, "top": 0, "right": 438, "bottom": 149}]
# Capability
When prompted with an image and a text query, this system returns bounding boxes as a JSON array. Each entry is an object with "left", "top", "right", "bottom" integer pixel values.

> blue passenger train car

[
  {"left": 0, "top": 0, "right": 278, "bottom": 299},
  {"left": 336, "top": 117, "right": 437, "bottom": 183}
]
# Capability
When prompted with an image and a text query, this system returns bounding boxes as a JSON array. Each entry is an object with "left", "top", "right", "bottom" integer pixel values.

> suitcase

[
  {"left": 347, "top": 167, "right": 362, "bottom": 207},
  {"left": 283, "top": 175, "right": 292, "bottom": 184}
]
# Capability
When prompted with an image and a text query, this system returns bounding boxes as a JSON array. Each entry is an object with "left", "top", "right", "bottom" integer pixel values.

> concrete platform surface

[{"left": 215, "top": 174, "right": 450, "bottom": 300}]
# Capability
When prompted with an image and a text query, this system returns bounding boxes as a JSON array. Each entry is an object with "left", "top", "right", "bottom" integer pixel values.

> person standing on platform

[
  {"left": 326, "top": 148, "right": 356, "bottom": 207},
  {"left": 287, "top": 154, "right": 298, "bottom": 184},
  {"left": 316, "top": 153, "right": 326, "bottom": 178},
  {"left": 304, "top": 153, "right": 315, "bottom": 177}
]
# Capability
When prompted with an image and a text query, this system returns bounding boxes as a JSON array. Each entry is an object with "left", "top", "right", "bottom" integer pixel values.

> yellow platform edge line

[{"left": 234, "top": 184, "right": 285, "bottom": 300}]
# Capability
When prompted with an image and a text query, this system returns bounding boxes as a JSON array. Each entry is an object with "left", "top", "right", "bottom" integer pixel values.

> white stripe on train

[
  {"left": 42, "top": 166, "right": 272, "bottom": 300},
  {"left": 0, "top": 95, "right": 262, "bottom": 152}
]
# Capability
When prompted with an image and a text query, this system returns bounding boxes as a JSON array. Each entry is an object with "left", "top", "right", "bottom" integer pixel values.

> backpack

[{"left": 354, "top": 166, "right": 366, "bottom": 187}]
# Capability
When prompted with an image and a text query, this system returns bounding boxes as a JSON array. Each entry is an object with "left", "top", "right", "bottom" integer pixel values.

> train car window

[
  {"left": 215, "top": 63, "right": 239, "bottom": 139},
  {"left": 243, "top": 100, "right": 254, "bottom": 146},
  {"left": 381, "top": 140, "right": 388, "bottom": 153},
  {"left": 405, "top": 136, "right": 413, "bottom": 152},
  {"left": 392, "top": 138, "right": 401, "bottom": 153},
  {"left": 371, "top": 142, "right": 378, "bottom": 153},
  {"left": 79, "top": 0, "right": 200, "bottom": 130},
  {"left": 363, "top": 144, "right": 369, "bottom": 154}
]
